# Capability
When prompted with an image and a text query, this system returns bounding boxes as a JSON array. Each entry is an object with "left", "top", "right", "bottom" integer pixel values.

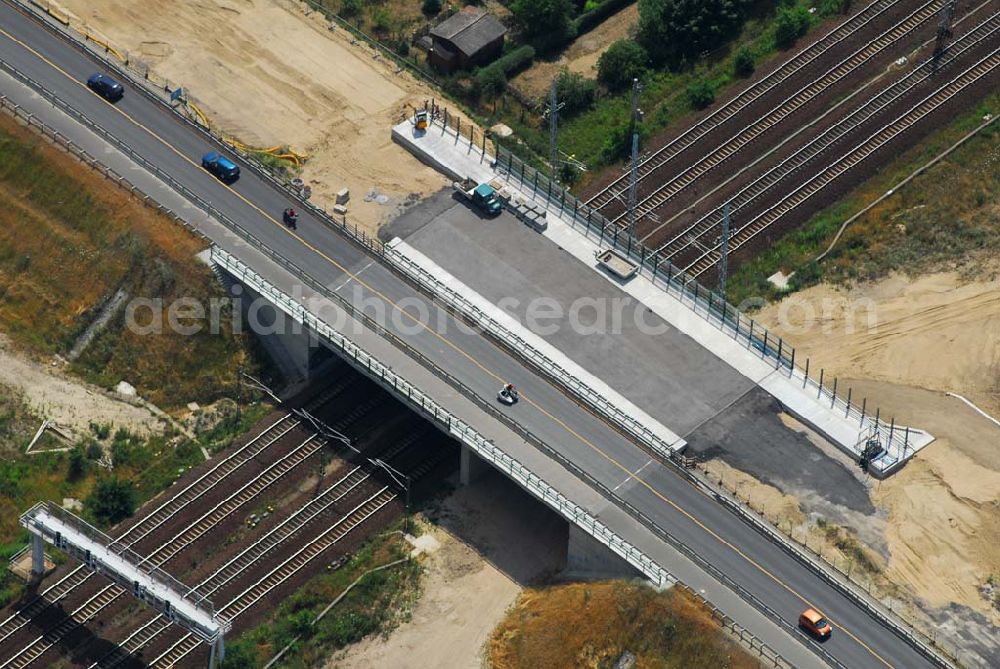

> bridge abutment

[
  {"left": 459, "top": 443, "right": 491, "bottom": 485},
  {"left": 564, "top": 523, "right": 643, "bottom": 582}
]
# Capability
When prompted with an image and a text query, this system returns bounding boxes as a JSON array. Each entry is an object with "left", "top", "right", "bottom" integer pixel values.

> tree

[
  {"left": 219, "top": 640, "right": 257, "bottom": 669},
  {"left": 774, "top": 6, "right": 811, "bottom": 50},
  {"left": 638, "top": 0, "right": 752, "bottom": 66},
  {"left": 340, "top": 0, "right": 362, "bottom": 18},
  {"left": 67, "top": 446, "right": 86, "bottom": 481},
  {"left": 511, "top": 0, "right": 576, "bottom": 52},
  {"left": 86, "top": 478, "right": 136, "bottom": 526},
  {"left": 597, "top": 39, "right": 648, "bottom": 92},
  {"left": 687, "top": 79, "right": 716, "bottom": 110},
  {"left": 555, "top": 70, "right": 597, "bottom": 116},
  {"left": 474, "top": 66, "right": 507, "bottom": 99},
  {"left": 421, "top": 0, "right": 441, "bottom": 17},
  {"left": 733, "top": 46, "right": 754, "bottom": 78}
]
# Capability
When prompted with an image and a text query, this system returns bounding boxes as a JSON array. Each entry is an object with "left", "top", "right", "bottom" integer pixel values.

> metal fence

[
  {"left": 489, "top": 136, "right": 915, "bottom": 474},
  {"left": 20, "top": 502, "right": 227, "bottom": 640},
  {"left": 209, "top": 246, "right": 673, "bottom": 588}
]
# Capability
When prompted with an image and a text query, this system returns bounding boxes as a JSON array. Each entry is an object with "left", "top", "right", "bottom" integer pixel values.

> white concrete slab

[
  {"left": 391, "top": 116, "right": 934, "bottom": 476},
  {"left": 385, "top": 239, "right": 686, "bottom": 453},
  {"left": 30, "top": 508, "right": 219, "bottom": 634}
]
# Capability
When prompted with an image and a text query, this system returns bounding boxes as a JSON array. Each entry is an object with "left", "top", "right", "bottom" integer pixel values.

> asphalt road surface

[{"left": 0, "top": 3, "right": 943, "bottom": 668}]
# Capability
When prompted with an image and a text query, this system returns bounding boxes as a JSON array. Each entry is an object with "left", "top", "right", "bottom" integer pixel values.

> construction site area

[{"left": 0, "top": 0, "right": 998, "bottom": 668}]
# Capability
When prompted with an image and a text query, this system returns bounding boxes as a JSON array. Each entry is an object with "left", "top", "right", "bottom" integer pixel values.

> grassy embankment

[
  {"left": 495, "top": 1, "right": 849, "bottom": 181},
  {"left": 725, "top": 91, "right": 1000, "bottom": 306},
  {"left": 489, "top": 580, "right": 762, "bottom": 669},
  {"left": 219, "top": 528, "right": 421, "bottom": 669},
  {"left": 0, "top": 113, "right": 265, "bottom": 408},
  {"left": 0, "top": 112, "right": 272, "bottom": 604}
]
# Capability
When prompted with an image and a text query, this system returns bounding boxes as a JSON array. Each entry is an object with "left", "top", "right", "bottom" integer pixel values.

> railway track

[
  {"left": 90, "top": 427, "right": 443, "bottom": 668},
  {"left": 0, "top": 414, "right": 300, "bottom": 646},
  {"left": 680, "top": 43, "right": 1000, "bottom": 279},
  {"left": 0, "top": 373, "right": 360, "bottom": 650},
  {"left": 585, "top": 0, "right": 913, "bottom": 213},
  {"left": 615, "top": 0, "right": 942, "bottom": 230},
  {"left": 150, "top": 488, "right": 396, "bottom": 668},
  {"left": 649, "top": 10, "right": 1000, "bottom": 266},
  {"left": 0, "top": 377, "right": 370, "bottom": 667}
]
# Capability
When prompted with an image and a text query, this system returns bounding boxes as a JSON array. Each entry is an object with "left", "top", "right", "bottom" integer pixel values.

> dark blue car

[
  {"left": 201, "top": 152, "right": 240, "bottom": 183},
  {"left": 86, "top": 73, "right": 124, "bottom": 102}
]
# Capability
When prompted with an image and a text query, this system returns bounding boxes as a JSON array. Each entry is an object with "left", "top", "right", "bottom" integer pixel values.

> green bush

[
  {"left": 219, "top": 639, "right": 258, "bottom": 669},
  {"left": 818, "top": 0, "right": 852, "bottom": 17},
  {"left": 733, "top": 46, "right": 754, "bottom": 78},
  {"left": 86, "top": 478, "right": 136, "bottom": 526},
  {"left": 421, "top": 0, "right": 442, "bottom": 17},
  {"left": 340, "top": 0, "right": 362, "bottom": 18},
  {"left": 638, "top": 0, "right": 755, "bottom": 66},
  {"left": 474, "top": 66, "right": 507, "bottom": 98},
  {"left": 511, "top": 0, "right": 577, "bottom": 52},
  {"left": 555, "top": 70, "right": 597, "bottom": 116},
  {"left": 574, "top": 0, "right": 635, "bottom": 35},
  {"left": 598, "top": 39, "right": 648, "bottom": 92},
  {"left": 85, "top": 440, "right": 103, "bottom": 461},
  {"left": 67, "top": 445, "right": 86, "bottom": 481},
  {"left": 774, "top": 6, "right": 811, "bottom": 50},
  {"left": 686, "top": 79, "right": 716, "bottom": 110},
  {"left": 492, "top": 45, "right": 537, "bottom": 76},
  {"left": 474, "top": 45, "right": 535, "bottom": 97}
]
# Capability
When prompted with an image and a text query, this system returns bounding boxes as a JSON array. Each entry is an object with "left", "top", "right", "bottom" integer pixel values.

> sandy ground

[
  {"left": 329, "top": 471, "right": 565, "bottom": 669},
  {"left": 50, "top": 0, "right": 449, "bottom": 233},
  {"left": 749, "top": 272, "right": 1000, "bottom": 644},
  {"left": 0, "top": 334, "right": 163, "bottom": 438},
  {"left": 756, "top": 272, "right": 1000, "bottom": 415},
  {"left": 513, "top": 4, "right": 639, "bottom": 97}
]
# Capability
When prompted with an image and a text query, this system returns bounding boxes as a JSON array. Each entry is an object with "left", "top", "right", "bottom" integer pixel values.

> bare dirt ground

[
  {"left": 0, "top": 333, "right": 164, "bottom": 438},
  {"left": 328, "top": 471, "right": 565, "bottom": 669},
  {"left": 512, "top": 4, "right": 639, "bottom": 98},
  {"left": 757, "top": 272, "right": 1000, "bottom": 415},
  {"left": 50, "top": 0, "right": 449, "bottom": 233},
  {"left": 749, "top": 272, "right": 1000, "bottom": 649}
]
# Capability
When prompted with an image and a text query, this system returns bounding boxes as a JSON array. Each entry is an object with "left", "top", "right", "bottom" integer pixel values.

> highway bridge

[{"left": 0, "top": 2, "right": 958, "bottom": 668}]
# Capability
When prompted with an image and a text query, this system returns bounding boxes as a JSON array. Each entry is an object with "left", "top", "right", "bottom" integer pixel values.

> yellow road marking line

[{"left": 0, "top": 21, "right": 896, "bottom": 667}]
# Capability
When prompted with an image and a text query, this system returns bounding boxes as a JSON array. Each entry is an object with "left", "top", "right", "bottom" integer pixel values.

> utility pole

[
  {"left": 543, "top": 78, "right": 564, "bottom": 180},
  {"left": 718, "top": 201, "right": 731, "bottom": 297},
  {"left": 933, "top": 0, "right": 957, "bottom": 72},
  {"left": 370, "top": 458, "right": 411, "bottom": 535},
  {"left": 627, "top": 78, "right": 643, "bottom": 239}
]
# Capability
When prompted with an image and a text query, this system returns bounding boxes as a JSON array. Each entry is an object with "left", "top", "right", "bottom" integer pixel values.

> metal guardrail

[
  {"left": 0, "top": 53, "right": 954, "bottom": 669},
  {"left": 208, "top": 246, "right": 674, "bottom": 589},
  {"left": 19, "top": 502, "right": 228, "bottom": 641},
  {"left": 12, "top": 0, "right": 920, "bottom": 474},
  {"left": 382, "top": 243, "right": 683, "bottom": 460},
  {"left": 209, "top": 245, "right": 813, "bottom": 669}
]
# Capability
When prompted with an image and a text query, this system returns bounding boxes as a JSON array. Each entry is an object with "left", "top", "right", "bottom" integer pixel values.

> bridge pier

[
  {"left": 564, "top": 523, "right": 643, "bottom": 582},
  {"left": 459, "top": 443, "right": 491, "bottom": 485},
  {"left": 30, "top": 533, "right": 44, "bottom": 578}
]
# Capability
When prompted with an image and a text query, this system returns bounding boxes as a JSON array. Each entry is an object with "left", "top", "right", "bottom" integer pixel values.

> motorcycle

[
  {"left": 497, "top": 383, "right": 519, "bottom": 405},
  {"left": 282, "top": 208, "right": 299, "bottom": 229}
]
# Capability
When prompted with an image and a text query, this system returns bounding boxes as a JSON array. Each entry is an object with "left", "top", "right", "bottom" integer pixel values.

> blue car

[
  {"left": 201, "top": 152, "right": 240, "bottom": 183},
  {"left": 86, "top": 73, "right": 124, "bottom": 102}
]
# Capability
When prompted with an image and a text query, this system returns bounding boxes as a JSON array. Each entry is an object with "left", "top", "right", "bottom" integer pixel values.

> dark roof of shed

[{"left": 430, "top": 8, "right": 506, "bottom": 56}]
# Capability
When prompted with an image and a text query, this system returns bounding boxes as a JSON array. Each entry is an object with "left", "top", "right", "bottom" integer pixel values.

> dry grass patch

[
  {"left": 489, "top": 580, "right": 761, "bottom": 669},
  {"left": 0, "top": 113, "right": 261, "bottom": 409}
]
